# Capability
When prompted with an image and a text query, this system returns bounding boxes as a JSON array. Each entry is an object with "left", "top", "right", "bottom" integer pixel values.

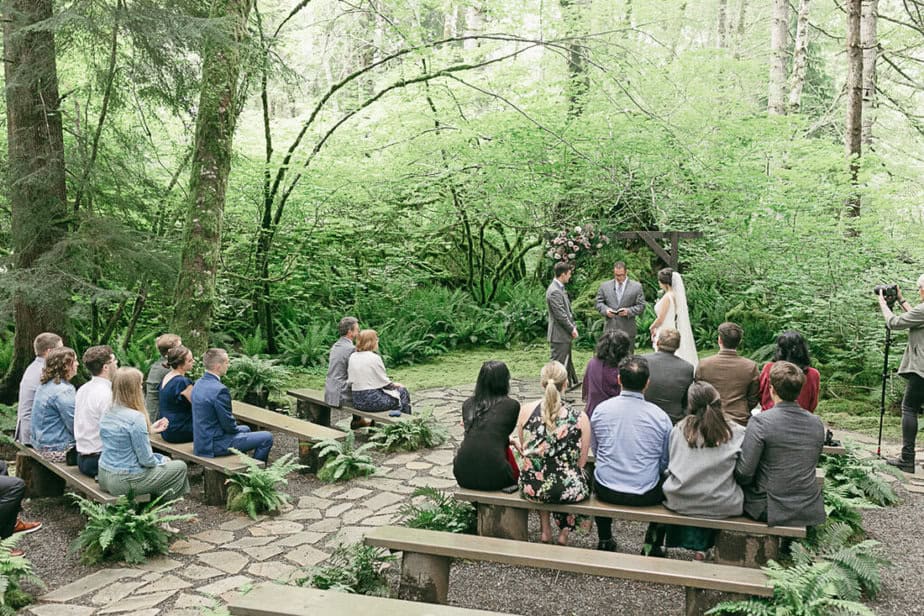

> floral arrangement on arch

[{"left": 546, "top": 224, "right": 609, "bottom": 264}]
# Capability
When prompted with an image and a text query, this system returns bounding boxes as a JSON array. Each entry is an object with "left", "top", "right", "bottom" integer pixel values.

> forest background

[{"left": 1, "top": 0, "right": 922, "bottom": 434}]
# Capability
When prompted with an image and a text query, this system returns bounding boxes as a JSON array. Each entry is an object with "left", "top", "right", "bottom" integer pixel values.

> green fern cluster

[
  {"left": 69, "top": 494, "right": 194, "bottom": 565},
  {"left": 0, "top": 535, "right": 42, "bottom": 615},
  {"left": 296, "top": 542, "right": 395, "bottom": 596},
  {"left": 370, "top": 409, "right": 448, "bottom": 453},
  {"left": 400, "top": 487, "right": 476, "bottom": 534},
  {"left": 820, "top": 442, "right": 902, "bottom": 507},
  {"left": 316, "top": 432, "right": 377, "bottom": 483},
  {"left": 226, "top": 450, "right": 306, "bottom": 519}
]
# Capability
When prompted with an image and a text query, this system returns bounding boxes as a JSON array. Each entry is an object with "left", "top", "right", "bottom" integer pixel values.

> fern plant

[
  {"left": 0, "top": 535, "right": 43, "bottom": 615},
  {"left": 226, "top": 450, "right": 306, "bottom": 519},
  {"left": 316, "top": 432, "right": 377, "bottom": 483},
  {"left": 369, "top": 409, "right": 448, "bottom": 452},
  {"left": 224, "top": 355, "right": 290, "bottom": 407},
  {"left": 296, "top": 542, "right": 395, "bottom": 596},
  {"left": 792, "top": 522, "right": 889, "bottom": 600},
  {"left": 276, "top": 320, "right": 333, "bottom": 368},
  {"left": 819, "top": 442, "right": 902, "bottom": 507},
  {"left": 70, "top": 494, "right": 195, "bottom": 564},
  {"left": 400, "top": 487, "right": 476, "bottom": 534}
]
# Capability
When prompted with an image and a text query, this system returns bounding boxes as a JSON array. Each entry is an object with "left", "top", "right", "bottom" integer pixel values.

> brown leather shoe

[
  {"left": 350, "top": 417, "right": 373, "bottom": 430},
  {"left": 13, "top": 518, "right": 42, "bottom": 535},
  {"left": 9, "top": 548, "right": 24, "bottom": 557}
]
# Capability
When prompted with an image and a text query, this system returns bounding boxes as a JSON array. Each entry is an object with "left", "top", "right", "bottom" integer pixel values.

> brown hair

[
  {"left": 553, "top": 261, "right": 573, "bottom": 278},
  {"left": 355, "top": 329, "right": 379, "bottom": 352},
  {"left": 656, "top": 328, "right": 680, "bottom": 353},
  {"left": 112, "top": 367, "right": 150, "bottom": 427},
  {"left": 717, "top": 322, "right": 743, "bottom": 349},
  {"left": 682, "top": 381, "right": 732, "bottom": 448},
  {"left": 41, "top": 347, "right": 77, "bottom": 384},
  {"left": 164, "top": 345, "right": 192, "bottom": 370},
  {"left": 540, "top": 361, "right": 568, "bottom": 433},
  {"left": 202, "top": 348, "right": 229, "bottom": 371},
  {"left": 657, "top": 267, "right": 673, "bottom": 285},
  {"left": 769, "top": 361, "right": 805, "bottom": 402},
  {"left": 83, "top": 345, "right": 114, "bottom": 376},
  {"left": 33, "top": 332, "right": 62, "bottom": 356},
  {"left": 155, "top": 333, "right": 182, "bottom": 357}
]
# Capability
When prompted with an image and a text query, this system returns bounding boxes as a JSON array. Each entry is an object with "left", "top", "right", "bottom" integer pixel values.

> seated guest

[
  {"left": 16, "top": 332, "right": 63, "bottom": 445},
  {"left": 158, "top": 345, "right": 195, "bottom": 443},
  {"left": 75, "top": 345, "right": 118, "bottom": 478},
  {"left": 758, "top": 330, "right": 820, "bottom": 413},
  {"left": 98, "top": 368, "right": 189, "bottom": 501},
  {"left": 191, "top": 349, "right": 274, "bottom": 462},
  {"left": 695, "top": 322, "right": 759, "bottom": 426},
  {"left": 581, "top": 330, "right": 630, "bottom": 418},
  {"left": 735, "top": 361, "right": 825, "bottom": 527},
  {"left": 31, "top": 347, "right": 79, "bottom": 462},
  {"left": 324, "top": 316, "right": 370, "bottom": 429},
  {"left": 643, "top": 328, "right": 695, "bottom": 424},
  {"left": 518, "top": 361, "right": 590, "bottom": 546},
  {"left": 145, "top": 334, "right": 182, "bottom": 422},
  {"left": 454, "top": 361, "right": 521, "bottom": 490},
  {"left": 590, "top": 356, "right": 671, "bottom": 553},
  {"left": 659, "top": 381, "right": 745, "bottom": 560},
  {"left": 0, "top": 460, "right": 42, "bottom": 557},
  {"left": 348, "top": 330, "right": 412, "bottom": 415}
]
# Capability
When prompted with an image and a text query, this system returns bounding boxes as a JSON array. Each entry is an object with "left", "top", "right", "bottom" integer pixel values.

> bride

[{"left": 649, "top": 267, "right": 698, "bottom": 368}]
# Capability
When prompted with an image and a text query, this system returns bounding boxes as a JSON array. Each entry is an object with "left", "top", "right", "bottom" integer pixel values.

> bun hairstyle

[
  {"left": 657, "top": 268, "right": 674, "bottom": 286},
  {"left": 540, "top": 361, "right": 568, "bottom": 433},
  {"left": 682, "top": 381, "right": 732, "bottom": 448},
  {"left": 164, "top": 345, "right": 192, "bottom": 370}
]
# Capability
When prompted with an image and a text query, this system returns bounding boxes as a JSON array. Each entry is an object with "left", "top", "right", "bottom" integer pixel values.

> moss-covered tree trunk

[
  {"left": 0, "top": 0, "right": 69, "bottom": 401},
  {"left": 172, "top": 0, "right": 253, "bottom": 355}
]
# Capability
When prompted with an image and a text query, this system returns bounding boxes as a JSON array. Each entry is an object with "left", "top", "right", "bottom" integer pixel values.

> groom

[{"left": 595, "top": 262, "right": 646, "bottom": 352}]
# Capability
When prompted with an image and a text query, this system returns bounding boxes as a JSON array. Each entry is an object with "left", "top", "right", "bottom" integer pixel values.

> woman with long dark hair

[
  {"left": 581, "top": 330, "right": 630, "bottom": 417},
  {"left": 758, "top": 330, "right": 820, "bottom": 412},
  {"left": 453, "top": 361, "right": 521, "bottom": 490}
]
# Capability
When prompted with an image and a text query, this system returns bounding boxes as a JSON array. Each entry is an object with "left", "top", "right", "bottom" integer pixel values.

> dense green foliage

[
  {"left": 315, "top": 432, "right": 377, "bottom": 483},
  {"left": 225, "top": 450, "right": 306, "bottom": 519},
  {"left": 297, "top": 542, "right": 395, "bottom": 596},
  {"left": 0, "top": 536, "right": 42, "bottom": 614},
  {"left": 370, "top": 409, "right": 448, "bottom": 452},
  {"left": 400, "top": 487, "right": 476, "bottom": 534}
]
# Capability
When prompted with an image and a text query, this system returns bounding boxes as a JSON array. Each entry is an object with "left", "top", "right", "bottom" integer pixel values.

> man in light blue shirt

[{"left": 590, "top": 355, "right": 671, "bottom": 553}]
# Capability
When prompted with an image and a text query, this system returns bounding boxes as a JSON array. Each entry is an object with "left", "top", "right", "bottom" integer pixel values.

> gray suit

[
  {"left": 642, "top": 351, "right": 694, "bottom": 424},
  {"left": 735, "top": 402, "right": 825, "bottom": 527},
  {"left": 595, "top": 278, "right": 646, "bottom": 349},
  {"left": 546, "top": 279, "right": 578, "bottom": 385},
  {"left": 324, "top": 337, "right": 355, "bottom": 407}
]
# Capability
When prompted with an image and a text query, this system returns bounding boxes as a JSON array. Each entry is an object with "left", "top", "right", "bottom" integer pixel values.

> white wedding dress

[{"left": 652, "top": 272, "right": 698, "bottom": 368}]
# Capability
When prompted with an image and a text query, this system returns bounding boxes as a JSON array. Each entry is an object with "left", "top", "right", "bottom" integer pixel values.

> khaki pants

[{"left": 98, "top": 460, "right": 190, "bottom": 501}]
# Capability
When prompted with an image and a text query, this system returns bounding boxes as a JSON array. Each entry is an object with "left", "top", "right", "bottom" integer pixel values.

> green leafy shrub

[
  {"left": 118, "top": 331, "right": 157, "bottom": 371},
  {"left": 226, "top": 450, "right": 306, "bottom": 519},
  {"left": 819, "top": 442, "right": 902, "bottom": 507},
  {"left": 792, "top": 522, "right": 889, "bottom": 600},
  {"left": 70, "top": 494, "right": 194, "bottom": 564},
  {"left": 276, "top": 320, "right": 334, "bottom": 367},
  {"left": 370, "top": 409, "right": 448, "bottom": 452},
  {"left": 240, "top": 326, "right": 267, "bottom": 356},
  {"left": 0, "top": 404, "right": 17, "bottom": 433},
  {"left": 0, "top": 535, "right": 43, "bottom": 614},
  {"left": 296, "top": 542, "right": 395, "bottom": 596},
  {"left": 316, "top": 432, "right": 377, "bottom": 482},
  {"left": 225, "top": 355, "right": 290, "bottom": 407},
  {"left": 400, "top": 487, "right": 476, "bottom": 534}
]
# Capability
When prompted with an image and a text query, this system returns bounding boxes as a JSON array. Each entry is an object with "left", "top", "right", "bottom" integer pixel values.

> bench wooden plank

[
  {"left": 150, "top": 438, "right": 257, "bottom": 474},
  {"left": 232, "top": 400, "right": 345, "bottom": 442},
  {"left": 14, "top": 443, "right": 119, "bottom": 504},
  {"left": 228, "top": 583, "right": 512, "bottom": 616},
  {"left": 287, "top": 388, "right": 410, "bottom": 426}
]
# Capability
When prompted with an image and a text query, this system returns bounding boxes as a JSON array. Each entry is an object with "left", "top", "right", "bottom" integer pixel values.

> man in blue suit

[{"left": 191, "top": 348, "right": 274, "bottom": 462}]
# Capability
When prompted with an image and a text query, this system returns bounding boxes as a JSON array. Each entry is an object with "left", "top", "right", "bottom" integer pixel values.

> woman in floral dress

[{"left": 517, "top": 360, "right": 591, "bottom": 545}]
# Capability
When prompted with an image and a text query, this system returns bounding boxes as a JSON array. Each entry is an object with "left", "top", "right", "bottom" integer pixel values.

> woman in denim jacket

[
  {"left": 98, "top": 367, "right": 189, "bottom": 501},
  {"left": 31, "top": 347, "right": 79, "bottom": 462}
]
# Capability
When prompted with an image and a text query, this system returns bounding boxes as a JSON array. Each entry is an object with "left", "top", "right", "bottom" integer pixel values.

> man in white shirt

[
  {"left": 15, "top": 332, "right": 63, "bottom": 446},
  {"left": 75, "top": 345, "right": 118, "bottom": 478}
]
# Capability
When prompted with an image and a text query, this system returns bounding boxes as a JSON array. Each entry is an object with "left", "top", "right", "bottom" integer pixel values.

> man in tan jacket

[{"left": 695, "top": 322, "right": 759, "bottom": 426}]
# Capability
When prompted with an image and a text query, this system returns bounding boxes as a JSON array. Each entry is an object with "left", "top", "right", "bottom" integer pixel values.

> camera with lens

[{"left": 874, "top": 284, "right": 899, "bottom": 308}]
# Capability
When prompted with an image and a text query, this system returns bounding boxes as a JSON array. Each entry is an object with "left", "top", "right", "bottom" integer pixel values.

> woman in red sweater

[{"left": 759, "top": 330, "right": 820, "bottom": 412}]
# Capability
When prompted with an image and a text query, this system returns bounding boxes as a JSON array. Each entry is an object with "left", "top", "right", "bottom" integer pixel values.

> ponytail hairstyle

[
  {"left": 682, "top": 381, "right": 732, "bottom": 448},
  {"left": 539, "top": 361, "right": 568, "bottom": 433},
  {"left": 468, "top": 361, "right": 511, "bottom": 432}
]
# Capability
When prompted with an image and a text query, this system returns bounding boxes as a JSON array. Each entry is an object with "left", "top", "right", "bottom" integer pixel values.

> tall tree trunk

[
  {"left": 845, "top": 0, "right": 863, "bottom": 219},
  {"left": 787, "top": 0, "right": 811, "bottom": 112},
  {"left": 560, "top": 0, "right": 589, "bottom": 119},
  {"left": 171, "top": 0, "right": 253, "bottom": 355},
  {"left": 717, "top": 0, "right": 728, "bottom": 48},
  {"left": 861, "top": 0, "right": 878, "bottom": 144},
  {"left": 463, "top": 4, "right": 483, "bottom": 50},
  {"left": 733, "top": 0, "right": 748, "bottom": 58},
  {"left": 768, "top": 0, "right": 789, "bottom": 115},
  {"left": 0, "top": 0, "right": 69, "bottom": 401}
]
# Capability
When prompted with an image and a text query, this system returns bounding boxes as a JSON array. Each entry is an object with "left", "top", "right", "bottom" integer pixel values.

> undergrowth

[
  {"left": 399, "top": 487, "right": 476, "bottom": 534},
  {"left": 226, "top": 450, "right": 306, "bottom": 519},
  {"left": 370, "top": 409, "right": 448, "bottom": 452},
  {"left": 296, "top": 542, "right": 395, "bottom": 596},
  {"left": 0, "top": 535, "right": 42, "bottom": 615},
  {"left": 316, "top": 432, "right": 377, "bottom": 483}
]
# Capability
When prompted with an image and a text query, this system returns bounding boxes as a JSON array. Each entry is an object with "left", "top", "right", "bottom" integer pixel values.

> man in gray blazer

[
  {"left": 595, "top": 261, "right": 646, "bottom": 352},
  {"left": 547, "top": 262, "right": 579, "bottom": 386},
  {"left": 324, "top": 316, "right": 369, "bottom": 429},
  {"left": 735, "top": 361, "right": 825, "bottom": 528},
  {"left": 642, "top": 328, "right": 694, "bottom": 424}
]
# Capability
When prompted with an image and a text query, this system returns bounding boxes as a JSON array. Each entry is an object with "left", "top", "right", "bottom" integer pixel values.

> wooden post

[
  {"left": 202, "top": 469, "right": 228, "bottom": 506},
  {"left": 298, "top": 441, "right": 321, "bottom": 473},
  {"left": 713, "top": 531, "right": 779, "bottom": 568},
  {"left": 298, "top": 400, "right": 331, "bottom": 427},
  {"left": 476, "top": 503, "right": 528, "bottom": 541},
  {"left": 398, "top": 551, "right": 451, "bottom": 604},
  {"left": 16, "top": 453, "right": 65, "bottom": 498},
  {"left": 685, "top": 588, "right": 749, "bottom": 616}
]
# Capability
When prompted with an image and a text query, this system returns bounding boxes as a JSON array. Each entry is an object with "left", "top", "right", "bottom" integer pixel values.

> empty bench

[
  {"left": 366, "top": 526, "right": 772, "bottom": 616},
  {"left": 14, "top": 443, "right": 124, "bottom": 504},
  {"left": 228, "top": 582, "right": 513, "bottom": 616},
  {"left": 151, "top": 438, "right": 259, "bottom": 506},
  {"left": 454, "top": 488, "right": 806, "bottom": 568},
  {"left": 287, "top": 388, "right": 410, "bottom": 428}
]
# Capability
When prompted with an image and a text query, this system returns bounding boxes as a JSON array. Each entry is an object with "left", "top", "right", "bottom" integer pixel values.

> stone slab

[
  {"left": 342, "top": 507, "right": 373, "bottom": 525},
  {"left": 280, "top": 508, "right": 324, "bottom": 521},
  {"left": 198, "top": 550, "right": 250, "bottom": 574},
  {"left": 220, "top": 517, "right": 257, "bottom": 531},
  {"left": 363, "top": 491, "right": 405, "bottom": 510},
  {"left": 249, "top": 545, "right": 284, "bottom": 561},
  {"left": 135, "top": 574, "right": 192, "bottom": 594},
  {"left": 178, "top": 564, "right": 224, "bottom": 581},
  {"left": 247, "top": 561, "right": 298, "bottom": 581},
  {"left": 409, "top": 476, "right": 457, "bottom": 489},
  {"left": 42, "top": 568, "right": 145, "bottom": 602},
  {"left": 136, "top": 556, "right": 183, "bottom": 573},
  {"left": 249, "top": 520, "right": 304, "bottom": 536},
  {"left": 174, "top": 592, "right": 213, "bottom": 608},
  {"left": 196, "top": 574, "right": 253, "bottom": 597},
  {"left": 337, "top": 487, "right": 372, "bottom": 500},
  {"left": 97, "top": 590, "right": 177, "bottom": 614},
  {"left": 272, "top": 531, "right": 327, "bottom": 547},
  {"left": 284, "top": 544, "right": 329, "bottom": 567},
  {"left": 91, "top": 581, "right": 145, "bottom": 606},
  {"left": 312, "top": 484, "right": 346, "bottom": 498},
  {"left": 169, "top": 538, "right": 212, "bottom": 555},
  {"left": 28, "top": 606, "right": 98, "bottom": 616},
  {"left": 325, "top": 501, "right": 353, "bottom": 518},
  {"left": 225, "top": 535, "right": 276, "bottom": 549},
  {"left": 306, "top": 517, "right": 341, "bottom": 533},
  {"left": 296, "top": 495, "right": 333, "bottom": 510},
  {"left": 191, "top": 529, "right": 235, "bottom": 544}
]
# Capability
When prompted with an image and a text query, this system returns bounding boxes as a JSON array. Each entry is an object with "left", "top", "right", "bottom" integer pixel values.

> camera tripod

[{"left": 876, "top": 325, "right": 892, "bottom": 457}]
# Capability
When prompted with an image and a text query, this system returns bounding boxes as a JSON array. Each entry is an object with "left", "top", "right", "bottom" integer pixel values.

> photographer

[{"left": 878, "top": 277, "right": 924, "bottom": 473}]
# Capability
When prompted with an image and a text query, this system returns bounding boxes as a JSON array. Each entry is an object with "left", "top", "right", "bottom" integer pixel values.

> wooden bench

[
  {"left": 287, "top": 388, "right": 410, "bottom": 428},
  {"left": 227, "top": 582, "right": 513, "bottom": 616},
  {"left": 454, "top": 488, "right": 805, "bottom": 568},
  {"left": 232, "top": 400, "right": 346, "bottom": 471},
  {"left": 14, "top": 443, "right": 124, "bottom": 504},
  {"left": 150, "top": 437, "right": 260, "bottom": 506},
  {"left": 365, "top": 526, "right": 772, "bottom": 616}
]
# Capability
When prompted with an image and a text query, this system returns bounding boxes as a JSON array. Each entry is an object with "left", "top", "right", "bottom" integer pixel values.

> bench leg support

[
  {"left": 714, "top": 531, "right": 779, "bottom": 568},
  {"left": 398, "top": 551, "right": 450, "bottom": 604},
  {"left": 16, "top": 453, "right": 65, "bottom": 498},
  {"left": 296, "top": 400, "right": 331, "bottom": 427},
  {"left": 298, "top": 441, "right": 322, "bottom": 474},
  {"left": 203, "top": 469, "right": 229, "bottom": 506},
  {"left": 477, "top": 504, "right": 528, "bottom": 541},
  {"left": 685, "top": 588, "right": 750, "bottom": 616}
]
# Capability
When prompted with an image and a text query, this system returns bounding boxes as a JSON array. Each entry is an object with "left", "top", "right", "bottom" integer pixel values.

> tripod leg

[{"left": 877, "top": 326, "right": 891, "bottom": 457}]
